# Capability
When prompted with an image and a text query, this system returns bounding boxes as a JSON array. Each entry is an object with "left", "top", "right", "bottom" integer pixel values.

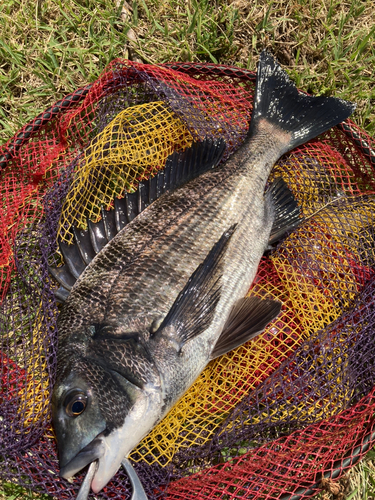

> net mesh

[
  {"left": 1, "top": 59, "right": 375, "bottom": 500},
  {"left": 58, "top": 101, "right": 193, "bottom": 243}
]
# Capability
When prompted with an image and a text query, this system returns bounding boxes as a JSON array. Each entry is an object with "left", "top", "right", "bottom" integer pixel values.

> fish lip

[{"left": 59, "top": 433, "right": 105, "bottom": 479}]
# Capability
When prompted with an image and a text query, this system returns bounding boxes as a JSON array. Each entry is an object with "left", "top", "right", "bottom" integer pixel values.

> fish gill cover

[{"left": 0, "top": 58, "right": 375, "bottom": 499}]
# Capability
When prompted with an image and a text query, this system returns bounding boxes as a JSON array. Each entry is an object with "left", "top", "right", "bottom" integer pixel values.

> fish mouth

[
  {"left": 59, "top": 433, "right": 105, "bottom": 479},
  {"left": 59, "top": 429, "right": 130, "bottom": 494},
  {"left": 59, "top": 393, "right": 155, "bottom": 493}
]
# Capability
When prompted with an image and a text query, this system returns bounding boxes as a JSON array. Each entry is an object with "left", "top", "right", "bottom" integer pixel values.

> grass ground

[
  {"left": 0, "top": 0, "right": 375, "bottom": 499},
  {"left": 1, "top": 0, "right": 374, "bottom": 146}
]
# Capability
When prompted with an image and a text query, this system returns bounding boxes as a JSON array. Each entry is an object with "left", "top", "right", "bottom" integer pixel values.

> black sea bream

[{"left": 51, "top": 51, "right": 355, "bottom": 496}]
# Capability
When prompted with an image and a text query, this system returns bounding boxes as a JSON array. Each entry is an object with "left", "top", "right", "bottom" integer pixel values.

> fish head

[
  {"left": 52, "top": 332, "right": 162, "bottom": 493},
  {"left": 52, "top": 369, "right": 106, "bottom": 474}
]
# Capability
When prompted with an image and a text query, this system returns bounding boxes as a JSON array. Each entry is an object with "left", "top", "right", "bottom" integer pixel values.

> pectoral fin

[
  {"left": 155, "top": 225, "right": 237, "bottom": 351},
  {"left": 210, "top": 296, "right": 282, "bottom": 359}
]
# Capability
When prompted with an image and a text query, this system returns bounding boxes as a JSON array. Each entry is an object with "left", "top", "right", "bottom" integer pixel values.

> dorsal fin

[
  {"left": 49, "top": 139, "right": 226, "bottom": 303},
  {"left": 113, "top": 138, "right": 225, "bottom": 230}
]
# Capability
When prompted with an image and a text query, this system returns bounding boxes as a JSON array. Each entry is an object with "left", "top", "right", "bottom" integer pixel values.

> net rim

[
  {"left": 1, "top": 61, "right": 374, "bottom": 171},
  {"left": 1, "top": 58, "right": 375, "bottom": 499}
]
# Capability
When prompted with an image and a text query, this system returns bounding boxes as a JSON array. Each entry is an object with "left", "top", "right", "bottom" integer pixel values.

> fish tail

[{"left": 249, "top": 51, "right": 356, "bottom": 154}]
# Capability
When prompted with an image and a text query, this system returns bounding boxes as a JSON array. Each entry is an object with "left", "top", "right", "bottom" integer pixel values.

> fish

[{"left": 51, "top": 51, "right": 355, "bottom": 497}]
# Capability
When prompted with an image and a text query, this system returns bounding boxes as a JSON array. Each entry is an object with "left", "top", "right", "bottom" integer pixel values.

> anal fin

[
  {"left": 267, "top": 177, "right": 302, "bottom": 245},
  {"left": 210, "top": 296, "right": 281, "bottom": 359}
]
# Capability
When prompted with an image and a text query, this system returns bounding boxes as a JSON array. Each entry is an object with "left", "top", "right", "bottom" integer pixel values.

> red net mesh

[{"left": 1, "top": 59, "right": 375, "bottom": 499}]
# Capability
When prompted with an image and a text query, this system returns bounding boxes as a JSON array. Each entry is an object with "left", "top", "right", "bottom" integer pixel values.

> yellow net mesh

[
  {"left": 17, "top": 305, "right": 52, "bottom": 432},
  {"left": 58, "top": 101, "right": 194, "bottom": 244},
  {"left": 269, "top": 145, "right": 360, "bottom": 216}
]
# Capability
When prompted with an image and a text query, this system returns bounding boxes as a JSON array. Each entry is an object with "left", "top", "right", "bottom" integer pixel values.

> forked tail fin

[{"left": 249, "top": 51, "right": 356, "bottom": 154}]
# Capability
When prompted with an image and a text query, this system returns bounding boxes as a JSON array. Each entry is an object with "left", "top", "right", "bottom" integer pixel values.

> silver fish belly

[{"left": 51, "top": 51, "right": 355, "bottom": 496}]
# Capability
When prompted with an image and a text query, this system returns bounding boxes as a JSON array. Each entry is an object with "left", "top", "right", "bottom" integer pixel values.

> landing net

[{"left": 1, "top": 59, "right": 375, "bottom": 499}]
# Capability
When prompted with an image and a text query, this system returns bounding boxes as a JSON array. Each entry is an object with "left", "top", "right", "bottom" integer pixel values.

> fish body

[{"left": 52, "top": 52, "right": 355, "bottom": 495}]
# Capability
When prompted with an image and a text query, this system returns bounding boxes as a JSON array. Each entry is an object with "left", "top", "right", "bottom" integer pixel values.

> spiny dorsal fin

[
  {"left": 210, "top": 296, "right": 282, "bottom": 359},
  {"left": 155, "top": 225, "right": 237, "bottom": 351},
  {"left": 114, "top": 138, "right": 226, "bottom": 230},
  {"left": 267, "top": 177, "right": 302, "bottom": 245},
  {"left": 164, "top": 138, "right": 226, "bottom": 191},
  {"left": 50, "top": 139, "right": 226, "bottom": 303}
]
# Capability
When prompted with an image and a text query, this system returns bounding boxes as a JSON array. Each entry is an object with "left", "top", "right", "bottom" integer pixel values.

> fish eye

[{"left": 64, "top": 390, "right": 88, "bottom": 418}]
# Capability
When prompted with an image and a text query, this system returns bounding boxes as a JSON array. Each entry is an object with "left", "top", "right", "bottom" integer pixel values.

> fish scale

[
  {"left": 66, "top": 134, "right": 273, "bottom": 334},
  {"left": 109, "top": 145, "right": 273, "bottom": 319},
  {"left": 52, "top": 51, "right": 356, "bottom": 499}
]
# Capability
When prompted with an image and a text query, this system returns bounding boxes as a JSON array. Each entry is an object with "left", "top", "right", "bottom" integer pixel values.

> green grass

[
  {"left": 0, "top": 0, "right": 374, "bottom": 146},
  {"left": 0, "top": 0, "right": 133, "bottom": 142},
  {"left": 0, "top": 482, "right": 51, "bottom": 500},
  {"left": 0, "top": 0, "right": 375, "bottom": 499},
  {"left": 353, "top": 448, "right": 375, "bottom": 499}
]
